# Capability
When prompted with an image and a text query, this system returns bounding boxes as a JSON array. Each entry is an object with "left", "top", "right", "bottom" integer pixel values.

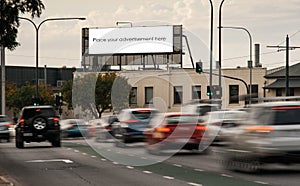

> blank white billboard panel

[{"left": 88, "top": 26, "right": 174, "bottom": 54}]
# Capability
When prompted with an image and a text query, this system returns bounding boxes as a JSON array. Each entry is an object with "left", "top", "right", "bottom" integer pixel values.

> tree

[
  {"left": 62, "top": 72, "right": 132, "bottom": 118},
  {"left": 6, "top": 82, "right": 55, "bottom": 112},
  {"left": 0, "top": 0, "right": 45, "bottom": 50},
  {"left": 60, "top": 80, "right": 73, "bottom": 109}
]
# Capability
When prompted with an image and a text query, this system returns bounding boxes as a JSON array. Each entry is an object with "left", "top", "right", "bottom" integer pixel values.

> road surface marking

[
  {"left": 143, "top": 171, "right": 152, "bottom": 174},
  {"left": 91, "top": 156, "right": 97, "bottom": 158},
  {"left": 194, "top": 169, "right": 204, "bottom": 172},
  {"left": 254, "top": 181, "right": 269, "bottom": 185},
  {"left": 163, "top": 176, "right": 174, "bottom": 180},
  {"left": 26, "top": 159, "right": 73, "bottom": 164},
  {"left": 173, "top": 164, "right": 182, "bottom": 167},
  {"left": 126, "top": 166, "right": 134, "bottom": 169},
  {"left": 188, "top": 182, "right": 203, "bottom": 186},
  {"left": 221, "top": 174, "right": 233, "bottom": 178}
]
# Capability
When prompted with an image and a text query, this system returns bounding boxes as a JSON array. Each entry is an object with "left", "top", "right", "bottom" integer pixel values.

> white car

[
  {"left": 204, "top": 110, "right": 248, "bottom": 145},
  {"left": 0, "top": 115, "right": 14, "bottom": 142}
]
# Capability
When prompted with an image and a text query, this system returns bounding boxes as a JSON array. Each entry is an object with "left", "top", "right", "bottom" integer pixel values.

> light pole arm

[{"left": 220, "top": 26, "right": 252, "bottom": 61}]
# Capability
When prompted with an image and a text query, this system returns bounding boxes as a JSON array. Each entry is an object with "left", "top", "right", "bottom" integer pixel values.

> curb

[{"left": 0, "top": 176, "right": 13, "bottom": 186}]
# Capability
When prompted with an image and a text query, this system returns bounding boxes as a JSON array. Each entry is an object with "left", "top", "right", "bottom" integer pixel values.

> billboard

[{"left": 88, "top": 26, "right": 174, "bottom": 54}]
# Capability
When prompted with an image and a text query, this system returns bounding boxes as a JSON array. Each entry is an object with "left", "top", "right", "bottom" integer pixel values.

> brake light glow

[
  {"left": 123, "top": 119, "right": 139, "bottom": 123},
  {"left": 246, "top": 126, "right": 274, "bottom": 132},
  {"left": 5, "top": 124, "right": 13, "bottom": 127},
  {"left": 53, "top": 117, "right": 59, "bottom": 121},
  {"left": 272, "top": 106, "right": 300, "bottom": 110},
  {"left": 196, "top": 125, "right": 207, "bottom": 131},
  {"left": 19, "top": 118, "right": 25, "bottom": 128},
  {"left": 156, "top": 127, "right": 171, "bottom": 133}
]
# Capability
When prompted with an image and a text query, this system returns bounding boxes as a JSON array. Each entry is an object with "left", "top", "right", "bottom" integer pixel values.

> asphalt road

[{"left": 1, "top": 138, "right": 300, "bottom": 186}]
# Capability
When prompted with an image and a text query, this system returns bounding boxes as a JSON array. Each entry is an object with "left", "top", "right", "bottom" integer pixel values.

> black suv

[{"left": 15, "top": 105, "right": 61, "bottom": 148}]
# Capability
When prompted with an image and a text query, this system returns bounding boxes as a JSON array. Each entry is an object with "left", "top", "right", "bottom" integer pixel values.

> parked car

[
  {"left": 15, "top": 105, "right": 61, "bottom": 148},
  {"left": 60, "top": 119, "right": 89, "bottom": 138},
  {"left": 112, "top": 108, "right": 158, "bottom": 144},
  {"left": 89, "top": 115, "right": 119, "bottom": 141},
  {"left": 144, "top": 112, "right": 208, "bottom": 154},
  {"left": 204, "top": 110, "right": 247, "bottom": 145},
  {"left": 222, "top": 101, "right": 300, "bottom": 172},
  {"left": 0, "top": 115, "right": 14, "bottom": 142}
]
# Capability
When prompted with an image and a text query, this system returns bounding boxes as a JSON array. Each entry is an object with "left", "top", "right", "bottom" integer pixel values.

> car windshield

[
  {"left": 271, "top": 106, "right": 300, "bottom": 125},
  {"left": 0, "top": 116, "right": 10, "bottom": 122},
  {"left": 167, "top": 115, "right": 200, "bottom": 124},
  {"left": 131, "top": 110, "right": 155, "bottom": 120},
  {"left": 196, "top": 106, "right": 218, "bottom": 116},
  {"left": 249, "top": 106, "right": 300, "bottom": 125},
  {"left": 22, "top": 108, "right": 56, "bottom": 119}
]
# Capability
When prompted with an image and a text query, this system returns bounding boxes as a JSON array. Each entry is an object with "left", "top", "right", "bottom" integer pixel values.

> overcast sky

[{"left": 5, "top": 0, "right": 300, "bottom": 70}]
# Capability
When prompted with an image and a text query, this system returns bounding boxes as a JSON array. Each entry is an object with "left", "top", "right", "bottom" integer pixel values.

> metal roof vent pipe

[{"left": 255, "top": 43, "right": 262, "bottom": 67}]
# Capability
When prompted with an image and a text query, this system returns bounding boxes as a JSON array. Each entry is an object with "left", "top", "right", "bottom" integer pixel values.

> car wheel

[
  {"left": 15, "top": 134, "right": 24, "bottom": 148},
  {"left": 32, "top": 117, "right": 47, "bottom": 131}
]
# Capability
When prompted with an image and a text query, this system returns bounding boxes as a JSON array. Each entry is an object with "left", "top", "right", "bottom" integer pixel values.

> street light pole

[
  {"left": 208, "top": 0, "right": 213, "bottom": 99},
  {"left": 218, "top": 0, "right": 225, "bottom": 94},
  {"left": 220, "top": 26, "right": 253, "bottom": 104},
  {"left": 19, "top": 17, "right": 86, "bottom": 99}
]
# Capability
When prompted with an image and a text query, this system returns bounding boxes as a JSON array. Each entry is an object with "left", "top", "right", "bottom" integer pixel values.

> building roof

[
  {"left": 265, "top": 62, "right": 300, "bottom": 78},
  {"left": 264, "top": 78, "right": 300, "bottom": 89}
]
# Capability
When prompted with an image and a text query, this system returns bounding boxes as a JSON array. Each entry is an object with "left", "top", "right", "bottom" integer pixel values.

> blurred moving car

[
  {"left": 60, "top": 119, "right": 89, "bottom": 138},
  {"left": 112, "top": 108, "right": 158, "bottom": 144},
  {"left": 222, "top": 101, "right": 300, "bottom": 172},
  {"left": 204, "top": 110, "right": 247, "bottom": 145},
  {"left": 181, "top": 100, "right": 220, "bottom": 119},
  {"left": 0, "top": 115, "right": 14, "bottom": 142},
  {"left": 145, "top": 113, "right": 208, "bottom": 154},
  {"left": 89, "top": 115, "right": 119, "bottom": 141}
]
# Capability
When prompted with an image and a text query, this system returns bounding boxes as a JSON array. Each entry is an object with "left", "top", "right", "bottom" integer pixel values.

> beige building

[{"left": 120, "top": 66, "right": 267, "bottom": 111}]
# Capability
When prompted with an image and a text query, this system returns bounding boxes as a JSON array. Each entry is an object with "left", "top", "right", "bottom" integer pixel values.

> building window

[
  {"left": 57, "top": 80, "right": 66, "bottom": 87},
  {"left": 174, "top": 86, "right": 183, "bottom": 104},
  {"left": 229, "top": 85, "right": 239, "bottom": 104},
  {"left": 145, "top": 87, "right": 153, "bottom": 104},
  {"left": 276, "top": 88, "right": 282, "bottom": 97},
  {"left": 38, "top": 79, "right": 45, "bottom": 85},
  {"left": 192, "top": 86, "right": 201, "bottom": 100},
  {"left": 129, "top": 87, "right": 137, "bottom": 104}
]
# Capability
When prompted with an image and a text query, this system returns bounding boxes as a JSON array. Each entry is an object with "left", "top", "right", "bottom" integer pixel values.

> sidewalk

[{"left": 0, "top": 176, "right": 14, "bottom": 186}]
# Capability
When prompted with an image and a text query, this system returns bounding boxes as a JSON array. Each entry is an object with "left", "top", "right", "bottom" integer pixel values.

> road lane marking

[
  {"left": 188, "top": 182, "right": 203, "bottom": 186},
  {"left": 221, "top": 174, "right": 233, "bottom": 178},
  {"left": 26, "top": 159, "right": 73, "bottom": 164},
  {"left": 143, "top": 171, "right": 152, "bottom": 174},
  {"left": 101, "top": 158, "right": 107, "bottom": 161},
  {"left": 126, "top": 166, "right": 134, "bottom": 169},
  {"left": 163, "top": 176, "right": 174, "bottom": 180},
  {"left": 173, "top": 164, "right": 182, "bottom": 167},
  {"left": 254, "top": 181, "right": 269, "bottom": 185},
  {"left": 91, "top": 156, "right": 96, "bottom": 158},
  {"left": 194, "top": 169, "right": 204, "bottom": 172}
]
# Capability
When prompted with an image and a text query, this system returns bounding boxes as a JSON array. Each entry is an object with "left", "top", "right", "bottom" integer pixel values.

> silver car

[{"left": 221, "top": 101, "right": 300, "bottom": 172}]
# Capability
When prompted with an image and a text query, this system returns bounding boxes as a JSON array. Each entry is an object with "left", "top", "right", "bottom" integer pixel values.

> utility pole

[
  {"left": 267, "top": 35, "right": 300, "bottom": 96},
  {"left": 1, "top": 46, "right": 5, "bottom": 115}
]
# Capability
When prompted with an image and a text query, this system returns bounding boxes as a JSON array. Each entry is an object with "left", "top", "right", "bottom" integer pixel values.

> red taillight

[
  {"left": 19, "top": 118, "right": 25, "bottom": 128},
  {"left": 105, "top": 125, "right": 111, "bottom": 130},
  {"left": 156, "top": 127, "right": 171, "bottom": 133},
  {"left": 53, "top": 117, "right": 59, "bottom": 126},
  {"left": 196, "top": 125, "right": 207, "bottom": 131},
  {"left": 5, "top": 123, "right": 13, "bottom": 127},
  {"left": 272, "top": 106, "right": 300, "bottom": 110},
  {"left": 246, "top": 126, "right": 274, "bottom": 132},
  {"left": 123, "top": 119, "right": 139, "bottom": 123}
]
